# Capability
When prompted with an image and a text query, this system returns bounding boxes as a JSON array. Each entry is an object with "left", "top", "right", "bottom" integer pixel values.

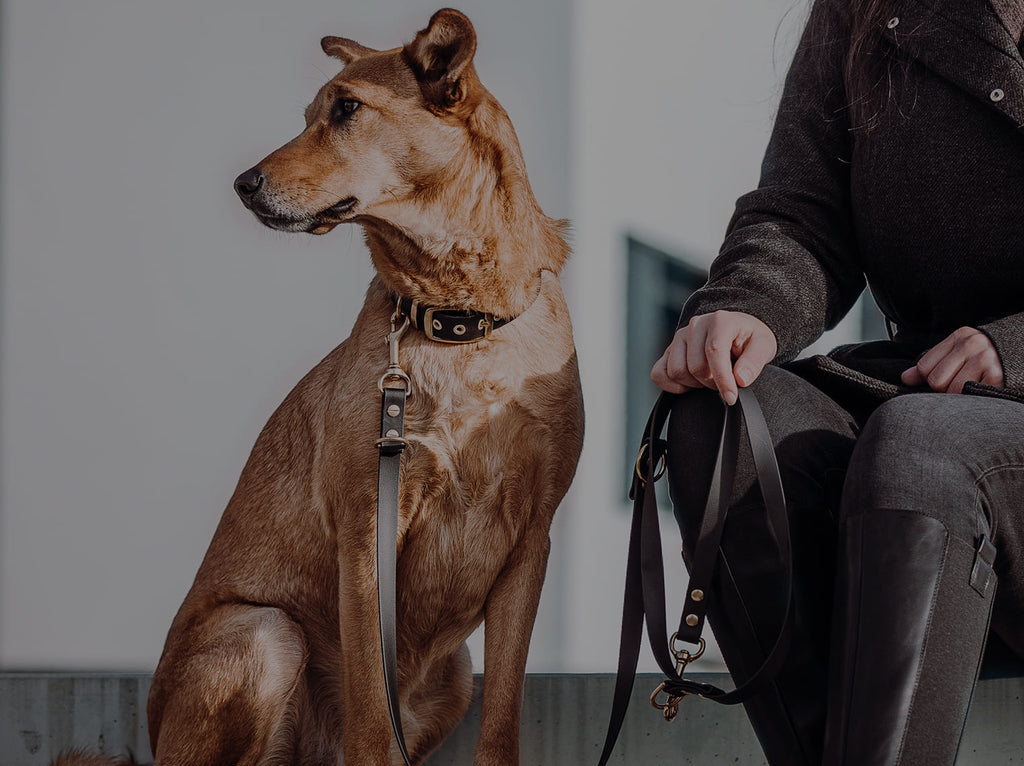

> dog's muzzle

[{"left": 233, "top": 165, "right": 358, "bottom": 233}]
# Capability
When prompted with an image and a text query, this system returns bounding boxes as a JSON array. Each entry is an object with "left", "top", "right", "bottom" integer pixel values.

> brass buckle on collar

[{"left": 477, "top": 314, "right": 494, "bottom": 339}]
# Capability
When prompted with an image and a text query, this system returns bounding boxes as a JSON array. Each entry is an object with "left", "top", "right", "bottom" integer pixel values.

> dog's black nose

[{"left": 234, "top": 167, "right": 265, "bottom": 199}]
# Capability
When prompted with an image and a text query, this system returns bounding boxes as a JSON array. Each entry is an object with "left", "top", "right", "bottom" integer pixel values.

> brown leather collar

[{"left": 394, "top": 295, "right": 513, "bottom": 344}]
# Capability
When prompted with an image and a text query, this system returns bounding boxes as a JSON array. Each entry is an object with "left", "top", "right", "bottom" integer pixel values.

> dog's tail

[{"left": 49, "top": 749, "right": 145, "bottom": 766}]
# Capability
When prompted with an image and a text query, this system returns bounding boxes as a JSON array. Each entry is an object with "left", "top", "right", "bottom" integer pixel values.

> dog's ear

[
  {"left": 321, "top": 36, "right": 377, "bottom": 64},
  {"left": 403, "top": 8, "right": 477, "bottom": 110}
]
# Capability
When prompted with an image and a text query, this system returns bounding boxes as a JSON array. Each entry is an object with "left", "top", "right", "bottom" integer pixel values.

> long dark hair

[{"left": 806, "top": 0, "right": 906, "bottom": 132}]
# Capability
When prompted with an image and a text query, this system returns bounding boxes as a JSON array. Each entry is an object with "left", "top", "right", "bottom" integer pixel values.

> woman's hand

[
  {"left": 650, "top": 310, "right": 778, "bottom": 404},
  {"left": 900, "top": 326, "right": 1004, "bottom": 393}
]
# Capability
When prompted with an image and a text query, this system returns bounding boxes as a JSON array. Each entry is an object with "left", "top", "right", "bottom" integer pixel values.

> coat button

[
  {"left": 887, "top": 16, "right": 900, "bottom": 28},
  {"left": 991, "top": 88, "right": 1005, "bottom": 102}
]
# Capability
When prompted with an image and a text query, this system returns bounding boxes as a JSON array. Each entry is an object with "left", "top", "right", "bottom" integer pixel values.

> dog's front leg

[
  {"left": 474, "top": 525, "right": 553, "bottom": 766},
  {"left": 338, "top": 542, "right": 401, "bottom": 766}
]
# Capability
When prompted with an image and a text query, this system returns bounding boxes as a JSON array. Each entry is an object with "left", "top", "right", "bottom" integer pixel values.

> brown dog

[{"left": 139, "top": 8, "right": 582, "bottom": 766}]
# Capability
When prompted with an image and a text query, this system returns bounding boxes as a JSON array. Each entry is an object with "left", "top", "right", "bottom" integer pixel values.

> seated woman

[{"left": 651, "top": 0, "right": 1024, "bottom": 764}]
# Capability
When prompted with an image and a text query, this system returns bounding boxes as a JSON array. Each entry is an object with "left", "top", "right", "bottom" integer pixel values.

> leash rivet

[
  {"left": 385, "top": 429, "right": 400, "bottom": 438},
  {"left": 453, "top": 324, "right": 466, "bottom": 335},
  {"left": 387, "top": 405, "right": 401, "bottom": 417},
  {"left": 685, "top": 614, "right": 699, "bottom": 627},
  {"left": 691, "top": 589, "right": 704, "bottom": 602}
]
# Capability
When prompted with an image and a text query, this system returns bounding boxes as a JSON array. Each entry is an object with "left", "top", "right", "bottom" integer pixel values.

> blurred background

[{"left": 0, "top": 0, "right": 878, "bottom": 674}]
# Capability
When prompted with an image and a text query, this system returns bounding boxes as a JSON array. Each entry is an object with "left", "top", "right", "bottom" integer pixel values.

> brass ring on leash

[{"left": 635, "top": 442, "right": 667, "bottom": 485}]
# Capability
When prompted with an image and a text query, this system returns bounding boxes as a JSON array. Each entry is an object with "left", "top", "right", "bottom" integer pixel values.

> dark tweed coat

[{"left": 679, "top": 0, "right": 1024, "bottom": 414}]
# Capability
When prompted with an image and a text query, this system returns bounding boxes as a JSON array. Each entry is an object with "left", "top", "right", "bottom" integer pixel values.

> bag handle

[{"left": 597, "top": 387, "right": 794, "bottom": 765}]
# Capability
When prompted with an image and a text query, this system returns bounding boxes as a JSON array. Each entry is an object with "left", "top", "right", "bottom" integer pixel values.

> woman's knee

[
  {"left": 665, "top": 365, "right": 856, "bottom": 537},
  {"left": 842, "top": 395, "right": 983, "bottom": 534}
]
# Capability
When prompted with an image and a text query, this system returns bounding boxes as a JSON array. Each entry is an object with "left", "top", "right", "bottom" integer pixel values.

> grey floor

[{"left": 2, "top": 672, "right": 1022, "bottom": 765}]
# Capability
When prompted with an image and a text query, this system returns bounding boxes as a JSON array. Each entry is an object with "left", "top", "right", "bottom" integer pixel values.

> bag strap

[{"left": 597, "top": 387, "right": 794, "bottom": 765}]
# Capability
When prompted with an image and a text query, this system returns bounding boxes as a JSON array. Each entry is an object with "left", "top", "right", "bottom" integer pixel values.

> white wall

[{"left": 0, "top": 0, "right": 570, "bottom": 670}]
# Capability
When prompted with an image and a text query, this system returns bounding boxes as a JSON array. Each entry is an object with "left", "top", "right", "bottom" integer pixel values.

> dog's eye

[{"left": 331, "top": 99, "right": 361, "bottom": 123}]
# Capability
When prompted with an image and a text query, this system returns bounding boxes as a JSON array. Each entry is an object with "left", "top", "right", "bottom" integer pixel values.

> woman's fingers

[
  {"left": 651, "top": 312, "right": 778, "bottom": 400},
  {"left": 733, "top": 328, "right": 778, "bottom": 389},
  {"left": 704, "top": 324, "right": 740, "bottom": 402},
  {"left": 900, "top": 365, "right": 925, "bottom": 386},
  {"left": 927, "top": 354, "right": 968, "bottom": 393},
  {"left": 685, "top": 318, "right": 714, "bottom": 388},
  {"left": 979, "top": 365, "right": 1005, "bottom": 388},
  {"left": 651, "top": 329, "right": 700, "bottom": 393},
  {"left": 947, "top": 353, "right": 1004, "bottom": 394},
  {"left": 666, "top": 329, "right": 703, "bottom": 388},
  {"left": 913, "top": 330, "right": 961, "bottom": 391},
  {"left": 709, "top": 321, "right": 777, "bottom": 404},
  {"left": 651, "top": 347, "right": 696, "bottom": 393},
  {"left": 900, "top": 327, "right": 1004, "bottom": 393}
]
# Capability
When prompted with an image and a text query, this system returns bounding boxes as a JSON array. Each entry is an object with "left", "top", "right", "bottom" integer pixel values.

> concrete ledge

[{"left": 2, "top": 672, "right": 1022, "bottom": 765}]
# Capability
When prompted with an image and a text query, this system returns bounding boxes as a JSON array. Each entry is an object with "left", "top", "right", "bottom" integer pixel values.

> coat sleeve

[
  {"left": 979, "top": 313, "right": 1024, "bottom": 393},
  {"left": 678, "top": 0, "right": 865, "bottom": 362}
]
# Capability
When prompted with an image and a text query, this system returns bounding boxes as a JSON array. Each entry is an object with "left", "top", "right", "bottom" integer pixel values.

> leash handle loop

[{"left": 597, "top": 387, "right": 793, "bottom": 765}]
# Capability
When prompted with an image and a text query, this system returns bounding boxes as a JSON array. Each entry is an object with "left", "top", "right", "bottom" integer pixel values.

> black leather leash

[
  {"left": 374, "top": 293, "right": 519, "bottom": 765},
  {"left": 597, "top": 387, "right": 794, "bottom": 766},
  {"left": 377, "top": 309, "right": 414, "bottom": 766}
]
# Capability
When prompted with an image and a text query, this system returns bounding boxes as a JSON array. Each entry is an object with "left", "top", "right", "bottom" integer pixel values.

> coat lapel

[
  {"left": 989, "top": 0, "right": 1024, "bottom": 43},
  {"left": 887, "top": 0, "right": 1024, "bottom": 127}
]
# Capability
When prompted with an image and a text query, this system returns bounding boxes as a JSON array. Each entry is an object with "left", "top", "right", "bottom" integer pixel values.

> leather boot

[{"left": 823, "top": 510, "right": 997, "bottom": 766}]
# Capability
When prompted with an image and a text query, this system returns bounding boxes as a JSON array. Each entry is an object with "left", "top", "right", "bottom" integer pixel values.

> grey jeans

[{"left": 666, "top": 364, "right": 1024, "bottom": 766}]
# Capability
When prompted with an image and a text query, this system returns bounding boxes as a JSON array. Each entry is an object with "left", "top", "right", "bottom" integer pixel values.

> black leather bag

[{"left": 597, "top": 387, "right": 793, "bottom": 765}]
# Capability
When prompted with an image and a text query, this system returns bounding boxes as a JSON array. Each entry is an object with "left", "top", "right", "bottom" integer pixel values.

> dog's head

[{"left": 234, "top": 8, "right": 490, "bottom": 236}]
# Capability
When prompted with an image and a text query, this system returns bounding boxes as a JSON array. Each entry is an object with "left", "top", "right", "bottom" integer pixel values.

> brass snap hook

[
  {"left": 380, "top": 308, "right": 413, "bottom": 397},
  {"left": 649, "top": 634, "right": 705, "bottom": 722},
  {"left": 670, "top": 634, "right": 705, "bottom": 667}
]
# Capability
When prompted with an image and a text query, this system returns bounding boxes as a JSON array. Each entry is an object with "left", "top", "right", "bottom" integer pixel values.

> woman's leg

[
  {"left": 824, "top": 393, "right": 1024, "bottom": 766},
  {"left": 667, "top": 365, "right": 859, "bottom": 766}
]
